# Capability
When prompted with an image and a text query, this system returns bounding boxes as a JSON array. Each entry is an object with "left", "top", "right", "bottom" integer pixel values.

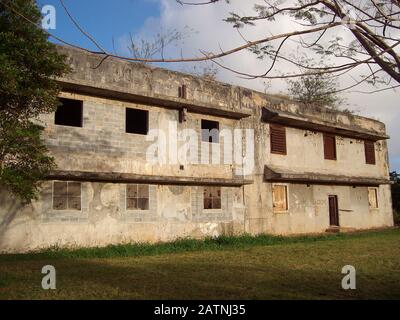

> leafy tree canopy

[
  {"left": 286, "top": 55, "right": 346, "bottom": 109},
  {"left": 0, "top": 0, "right": 69, "bottom": 201}
]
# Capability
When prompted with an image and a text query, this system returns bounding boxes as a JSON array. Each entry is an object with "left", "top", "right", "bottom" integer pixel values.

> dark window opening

[
  {"left": 126, "top": 108, "right": 149, "bottom": 135},
  {"left": 178, "top": 85, "right": 187, "bottom": 99},
  {"left": 55, "top": 98, "right": 83, "bottom": 127},
  {"left": 201, "top": 119, "right": 219, "bottom": 143},
  {"left": 270, "top": 124, "right": 287, "bottom": 155},
  {"left": 323, "top": 134, "right": 337, "bottom": 160},
  {"left": 365, "top": 140, "right": 376, "bottom": 165}
]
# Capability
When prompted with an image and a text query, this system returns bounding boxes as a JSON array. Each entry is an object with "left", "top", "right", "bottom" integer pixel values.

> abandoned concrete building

[{"left": 0, "top": 46, "right": 394, "bottom": 252}]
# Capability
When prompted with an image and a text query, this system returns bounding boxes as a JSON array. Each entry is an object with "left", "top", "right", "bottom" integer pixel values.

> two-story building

[{"left": 0, "top": 46, "right": 394, "bottom": 252}]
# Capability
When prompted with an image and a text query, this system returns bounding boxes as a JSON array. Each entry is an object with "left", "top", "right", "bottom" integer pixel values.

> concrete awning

[
  {"left": 48, "top": 170, "right": 253, "bottom": 187},
  {"left": 58, "top": 80, "right": 252, "bottom": 120},
  {"left": 261, "top": 107, "right": 389, "bottom": 141},
  {"left": 264, "top": 165, "right": 391, "bottom": 186}
]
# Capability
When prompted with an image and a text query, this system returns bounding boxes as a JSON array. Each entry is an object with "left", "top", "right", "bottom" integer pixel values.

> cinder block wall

[
  {"left": 0, "top": 182, "right": 245, "bottom": 252},
  {"left": 0, "top": 46, "right": 394, "bottom": 252}
]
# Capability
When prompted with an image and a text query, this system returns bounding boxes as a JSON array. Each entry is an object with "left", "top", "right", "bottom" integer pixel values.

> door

[{"left": 328, "top": 195, "right": 339, "bottom": 226}]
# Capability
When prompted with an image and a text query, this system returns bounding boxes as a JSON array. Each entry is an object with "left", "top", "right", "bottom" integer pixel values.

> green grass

[
  {"left": 0, "top": 228, "right": 400, "bottom": 299},
  {"left": 0, "top": 228, "right": 395, "bottom": 261}
]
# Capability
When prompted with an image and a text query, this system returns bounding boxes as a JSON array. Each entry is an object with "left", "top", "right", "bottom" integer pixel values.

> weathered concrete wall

[
  {"left": 0, "top": 46, "right": 394, "bottom": 252},
  {"left": 269, "top": 184, "right": 393, "bottom": 234},
  {"left": 244, "top": 179, "right": 393, "bottom": 235},
  {"left": 241, "top": 87, "right": 392, "bottom": 236},
  {"left": 56, "top": 46, "right": 386, "bottom": 136},
  {"left": 41, "top": 92, "right": 239, "bottom": 179},
  {"left": 0, "top": 183, "right": 245, "bottom": 252},
  {"left": 264, "top": 126, "right": 389, "bottom": 178}
]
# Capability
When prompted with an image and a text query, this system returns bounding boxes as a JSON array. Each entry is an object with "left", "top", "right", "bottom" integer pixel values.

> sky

[{"left": 37, "top": 0, "right": 400, "bottom": 171}]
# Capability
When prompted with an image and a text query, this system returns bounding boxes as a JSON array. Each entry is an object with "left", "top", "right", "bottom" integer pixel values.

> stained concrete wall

[
  {"left": 244, "top": 178, "right": 393, "bottom": 235},
  {"left": 265, "top": 127, "right": 389, "bottom": 178},
  {"left": 243, "top": 101, "right": 392, "bottom": 235},
  {"left": 0, "top": 46, "right": 394, "bottom": 252},
  {"left": 0, "top": 183, "right": 245, "bottom": 252},
  {"left": 269, "top": 184, "right": 392, "bottom": 234},
  {"left": 42, "top": 92, "right": 239, "bottom": 179}
]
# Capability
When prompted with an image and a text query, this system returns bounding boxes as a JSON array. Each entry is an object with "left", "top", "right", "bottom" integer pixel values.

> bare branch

[
  {"left": 59, "top": 0, "right": 106, "bottom": 53},
  {"left": 4, "top": 0, "right": 400, "bottom": 90}
]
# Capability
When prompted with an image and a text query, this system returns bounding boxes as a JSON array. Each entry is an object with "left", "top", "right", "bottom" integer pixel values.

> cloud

[{"left": 121, "top": 0, "right": 400, "bottom": 171}]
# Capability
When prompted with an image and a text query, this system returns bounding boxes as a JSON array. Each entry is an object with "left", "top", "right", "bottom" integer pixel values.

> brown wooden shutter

[
  {"left": 368, "top": 188, "right": 378, "bottom": 208},
  {"left": 323, "top": 134, "right": 336, "bottom": 160},
  {"left": 365, "top": 140, "right": 376, "bottom": 165},
  {"left": 270, "top": 124, "right": 287, "bottom": 155},
  {"left": 273, "top": 185, "right": 288, "bottom": 211}
]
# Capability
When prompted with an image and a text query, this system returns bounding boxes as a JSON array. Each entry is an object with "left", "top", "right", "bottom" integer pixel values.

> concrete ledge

[
  {"left": 47, "top": 170, "right": 253, "bottom": 186},
  {"left": 58, "top": 80, "right": 252, "bottom": 120},
  {"left": 261, "top": 107, "right": 389, "bottom": 141},
  {"left": 264, "top": 165, "right": 391, "bottom": 186}
]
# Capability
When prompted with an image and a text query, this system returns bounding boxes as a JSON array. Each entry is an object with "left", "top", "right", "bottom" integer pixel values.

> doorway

[{"left": 328, "top": 195, "right": 339, "bottom": 226}]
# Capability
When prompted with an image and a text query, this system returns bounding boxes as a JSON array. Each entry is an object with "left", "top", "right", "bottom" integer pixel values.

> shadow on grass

[
  {"left": 1, "top": 229, "right": 400, "bottom": 300},
  {"left": 2, "top": 249, "right": 400, "bottom": 300}
]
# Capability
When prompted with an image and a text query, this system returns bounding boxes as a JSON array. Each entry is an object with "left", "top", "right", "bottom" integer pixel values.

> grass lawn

[{"left": 0, "top": 228, "right": 400, "bottom": 299}]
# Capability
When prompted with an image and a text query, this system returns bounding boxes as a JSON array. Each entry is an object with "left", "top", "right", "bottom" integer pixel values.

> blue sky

[{"left": 37, "top": 0, "right": 160, "bottom": 53}]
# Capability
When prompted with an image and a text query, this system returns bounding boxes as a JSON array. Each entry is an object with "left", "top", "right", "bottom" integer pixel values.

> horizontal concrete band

[
  {"left": 264, "top": 166, "right": 391, "bottom": 186},
  {"left": 261, "top": 107, "right": 389, "bottom": 141},
  {"left": 47, "top": 170, "right": 253, "bottom": 187},
  {"left": 58, "top": 80, "right": 252, "bottom": 120}
]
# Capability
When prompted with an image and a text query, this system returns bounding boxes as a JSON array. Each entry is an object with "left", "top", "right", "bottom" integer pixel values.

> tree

[
  {"left": 390, "top": 171, "right": 400, "bottom": 224},
  {"left": 287, "top": 70, "right": 343, "bottom": 108},
  {"left": 0, "top": 0, "right": 68, "bottom": 202},
  {"left": 181, "top": 1, "right": 400, "bottom": 91},
  {"left": 286, "top": 55, "right": 345, "bottom": 108},
  {"left": 180, "top": 62, "right": 219, "bottom": 80},
  {"left": 390, "top": 171, "right": 400, "bottom": 182},
  {"left": 120, "top": 26, "right": 219, "bottom": 80},
  {"left": 125, "top": 28, "right": 191, "bottom": 63},
  {"left": 21, "top": 0, "right": 396, "bottom": 95},
  {"left": 8, "top": 1, "right": 398, "bottom": 94}
]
